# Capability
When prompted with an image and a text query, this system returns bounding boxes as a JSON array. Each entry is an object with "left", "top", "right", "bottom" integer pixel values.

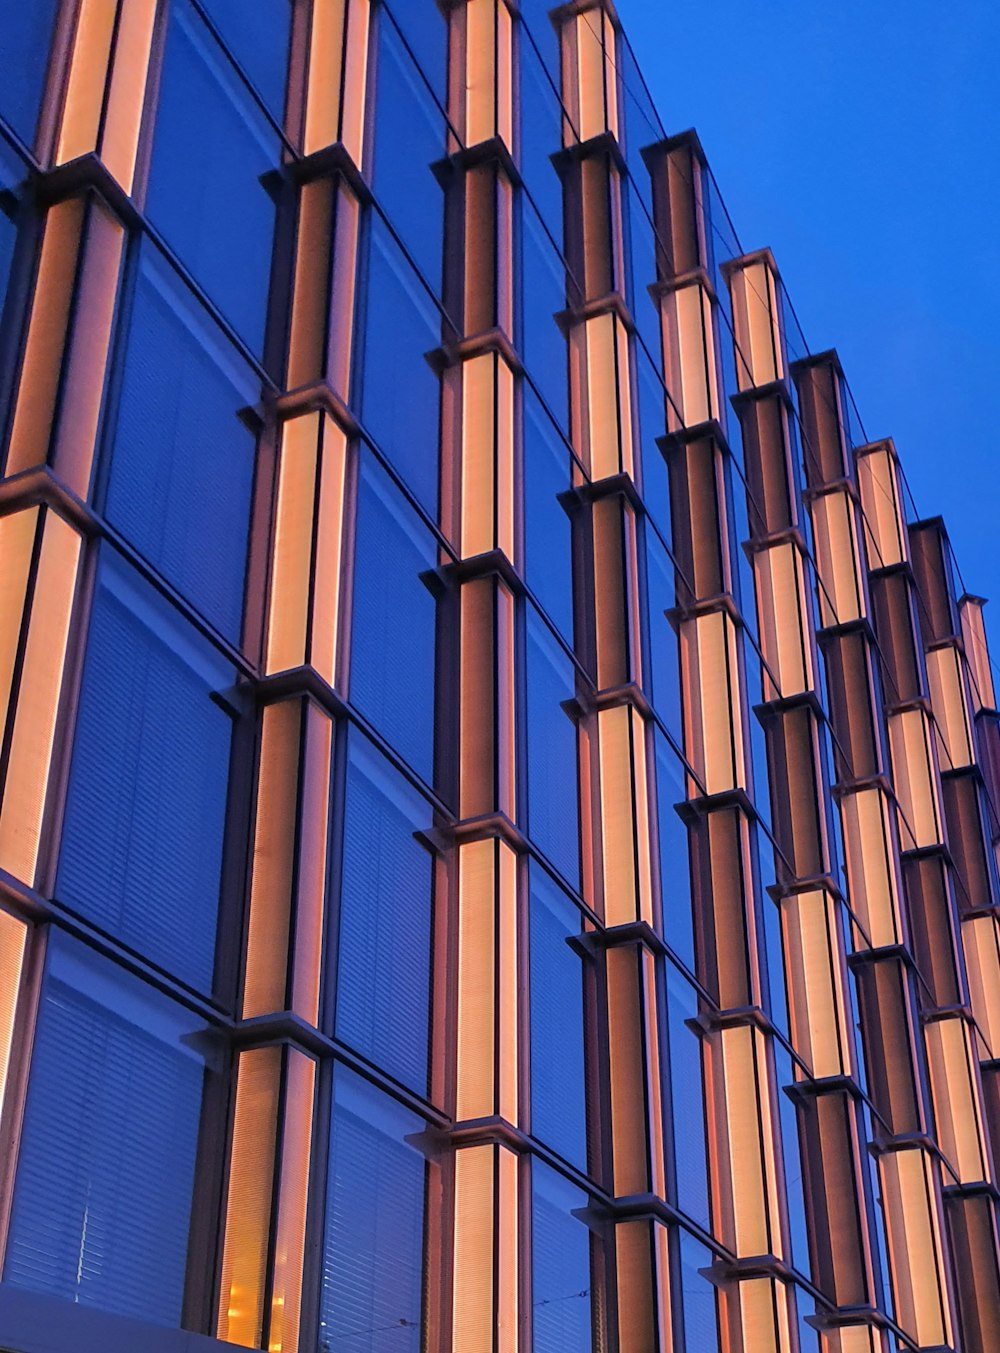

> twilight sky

[{"left": 619, "top": 0, "right": 1000, "bottom": 656}]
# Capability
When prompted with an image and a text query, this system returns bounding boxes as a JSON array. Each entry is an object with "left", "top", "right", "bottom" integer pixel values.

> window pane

[
  {"left": 521, "top": 208, "right": 569, "bottom": 434},
  {"left": 358, "top": 219, "right": 441, "bottom": 515},
  {"left": 678, "top": 1229, "right": 720, "bottom": 1348},
  {"left": 525, "top": 607, "right": 580, "bottom": 887},
  {"left": 0, "top": 137, "right": 23, "bottom": 315},
  {"left": 530, "top": 867, "right": 588, "bottom": 1171},
  {"left": 383, "top": 0, "right": 447, "bottom": 108},
  {"left": 350, "top": 449, "right": 437, "bottom": 784},
  {"left": 524, "top": 390, "right": 574, "bottom": 643},
  {"left": 104, "top": 243, "right": 259, "bottom": 642},
  {"left": 57, "top": 552, "right": 234, "bottom": 992},
  {"left": 655, "top": 735, "right": 694, "bottom": 973},
  {"left": 198, "top": 0, "right": 291, "bottom": 119},
  {"left": 336, "top": 731, "right": 433, "bottom": 1095},
  {"left": 320, "top": 1068, "right": 426, "bottom": 1353},
  {"left": 5, "top": 930, "right": 210, "bottom": 1325},
  {"left": 371, "top": 15, "right": 445, "bottom": 293},
  {"left": 146, "top": 0, "right": 280, "bottom": 355},
  {"left": 665, "top": 964, "right": 711, "bottom": 1231},
  {"left": 532, "top": 1161, "right": 594, "bottom": 1353},
  {"left": 0, "top": 1, "right": 58, "bottom": 148}
]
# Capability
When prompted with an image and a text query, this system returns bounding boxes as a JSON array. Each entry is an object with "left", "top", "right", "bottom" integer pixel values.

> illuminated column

[
  {"left": 725, "top": 254, "right": 885, "bottom": 1349},
  {"left": 434, "top": 10, "right": 524, "bottom": 1353},
  {"left": 643, "top": 161, "right": 798, "bottom": 1347},
  {"left": 553, "top": 7, "right": 676, "bottom": 1346},
  {"left": 214, "top": 13, "right": 373, "bottom": 1348}
]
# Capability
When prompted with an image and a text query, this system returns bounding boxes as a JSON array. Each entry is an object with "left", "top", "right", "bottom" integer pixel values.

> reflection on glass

[
  {"left": 678, "top": 1229, "right": 719, "bottom": 1347},
  {"left": 0, "top": 2, "right": 58, "bottom": 148},
  {"left": 666, "top": 964, "right": 710, "bottom": 1230},
  {"left": 524, "top": 390, "right": 574, "bottom": 642},
  {"left": 655, "top": 735, "right": 694, "bottom": 972},
  {"left": 198, "top": 0, "right": 291, "bottom": 118},
  {"left": 320, "top": 1068, "right": 426, "bottom": 1353},
  {"left": 57, "top": 551, "right": 234, "bottom": 992},
  {"left": 336, "top": 730, "right": 433, "bottom": 1095},
  {"left": 521, "top": 208, "right": 569, "bottom": 433},
  {"left": 5, "top": 929, "right": 210, "bottom": 1324}
]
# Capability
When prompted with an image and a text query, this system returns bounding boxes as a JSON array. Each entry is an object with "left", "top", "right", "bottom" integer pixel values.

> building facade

[{"left": 0, "top": 2, "right": 998, "bottom": 1352}]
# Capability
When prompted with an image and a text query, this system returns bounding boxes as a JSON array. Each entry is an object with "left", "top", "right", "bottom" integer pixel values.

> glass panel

[
  {"left": 383, "top": 0, "right": 447, "bottom": 107},
  {"left": 529, "top": 866, "right": 588, "bottom": 1171},
  {"left": 320, "top": 1067, "right": 426, "bottom": 1352},
  {"left": 520, "top": 32, "right": 568, "bottom": 236},
  {"left": 350, "top": 449, "right": 438, "bottom": 784},
  {"left": 145, "top": 0, "right": 280, "bottom": 355},
  {"left": 665, "top": 963, "right": 710, "bottom": 1230},
  {"left": 524, "top": 389, "right": 574, "bottom": 642},
  {"left": 678, "top": 1229, "right": 719, "bottom": 1347},
  {"left": 655, "top": 735, "right": 694, "bottom": 972},
  {"left": 525, "top": 606, "right": 580, "bottom": 887},
  {"left": 336, "top": 730, "right": 433, "bottom": 1095},
  {"left": 532, "top": 1160, "right": 594, "bottom": 1353},
  {"left": 644, "top": 531, "right": 683, "bottom": 745},
  {"left": 775, "top": 1045, "right": 809, "bottom": 1279},
  {"left": 521, "top": 206, "right": 569, "bottom": 434},
  {"left": 5, "top": 929, "right": 211, "bottom": 1324},
  {"left": 371, "top": 13, "right": 446, "bottom": 293},
  {"left": 0, "top": 137, "right": 23, "bottom": 313},
  {"left": 198, "top": 0, "right": 292, "bottom": 119},
  {"left": 0, "top": 0, "right": 58, "bottom": 148},
  {"left": 57, "top": 551, "right": 235, "bottom": 992},
  {"left": 104, "top": 242, "right": 259, "bottom": 642},
  {"left": 358, "top": 219, "right": 441, "bottom": 516}
]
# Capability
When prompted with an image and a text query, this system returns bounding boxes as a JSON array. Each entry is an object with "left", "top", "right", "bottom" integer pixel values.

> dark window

[
  {"left": 336, "top": 731, "right": 434, "bottom": 1095},
  {"left": 0, "top": 1, "right": 58, "bottom": 149},
  {"left": 145, "top": 0, "right": 280, "bottom": 355},
  {"left": 5, "top": 931, "right": 210, "bottom": 1324},
  {"left": 0, "top": 137, "right": 23, "bottom": 316},
  {"left": 525, "top": 606, "right": 580, "bottom": 887},
  {"left": 358, "top": 219, "right": 441, "bottom": 515},
  {"left": 524, "top": 390, "right": 574, "bottom": 643},
  {"left": 532, "top": 1161, "right": 595, "bottom": 1353},
  {"left": 104, "top": 242, "right": 259, "bottom": 643},
  {"left": 197, "top": 0, "right": 292, "bottom": 119},
  {"left": 320, "top": 1068, "right": 426, "bottom": 1353},
  {"left": 350, "top": 449, "right": 438, "bottom": 784},
  {"left": 57, "top": 551, "right": 235, "bottom": 993},
  {"left": 371, "top": 14, "right": 445, "bottom": 293},
  {"left": 529, "top": 867, "right": 588, "bottom": 1171}
]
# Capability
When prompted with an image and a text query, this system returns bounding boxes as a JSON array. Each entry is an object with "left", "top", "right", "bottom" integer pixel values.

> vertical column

[
  {"left": 213, "top": 10, "right": 372, "bottom": 1348},
  {"left": 646, "top": 161, "right": 798, "bottom": 1348},
  {"left": 556, "top": 8, "right": 672, "bottom": 1347},
  {"left": 725, "top": 253, "right": 886, "bottom": 1351},
  {"left": 439, "top": 10, "right": 522, "bottom": 1353},
  {"left": 789, "top": 356, "right": 966, "bottom": 1350}
]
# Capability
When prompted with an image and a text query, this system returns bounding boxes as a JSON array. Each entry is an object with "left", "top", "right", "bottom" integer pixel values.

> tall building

[{"left": 0, "top": 2, "right": 998, "bottom": 1352}]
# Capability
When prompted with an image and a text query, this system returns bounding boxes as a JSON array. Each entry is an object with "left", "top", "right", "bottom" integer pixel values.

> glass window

[
  {"left": 775, "top": 1045, "right": 809, "bottom": 1280},
  {"left": 0, "top": 137, "right": 24, "bottom": 316},
  {"left": 5, "top": 930, "right": 212, "bottom": 1325},
  {"left": 336, "top": 731, "right": 434, "bottom": 1095},
  {"left": 145, "top": 0, "right": 280, "bottom": 355},
  {"left": 525, "top": 606, "right": 580, "bottom": 888},
  {"left": 520, "top": 33, "right": 568, "bottom": 236},
  {"left": 0, "top": 1, "right": 58, "bottom": 148},
  {"left": 521, "top": 207, "right": 569, "bottom": 433},
  {"left": 644, "top": 531, "right": 684, "bottom": 745},
  {"left": 529, "top": 867, "right": 588, "bottom": 1171},
  {"left": 57, "top": 551, "right": 235, "bottom": 993},
  {"left": 665, "top": 964, "right": 711, "bottom": 1231},
  {"left": 320, "top": 1068, "right": 426, "bottom": 1353},
  {"left": 104, "top": 242, "right": 259, "bottom": 642},
  {"left": 384, "top": 0, "right": 447, "bottom": 109},
  {"left": 350, "top": 449, "right": 438, "bottom": 784},
  {"left": 636, "top": 343, "right": 670, "bottom": 527},
  {"left": 358, "top": 219, "right": 441, "bottom": 516},
  {"left": 532, "top": 1161, "right": 595, "bottom": 1353},
  {"left": 655, "top": 735, "right": 694, "bottom": 973},
  {"left": 524, "top": 390, "right": 574, "bottom": 642},
  {"left": 678, "top": 1229, "right": 720, "bottom": 1348},
  {"left": 372, "top": 13, "right": 445, "bottom": 292},
  {"left": 198, "top": 0, "right": 292, "bottom": 119}
]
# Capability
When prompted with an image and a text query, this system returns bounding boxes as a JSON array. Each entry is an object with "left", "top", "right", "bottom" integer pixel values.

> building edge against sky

[{"left": 0, "top": 2, "right": 998, "bottom": 1353}]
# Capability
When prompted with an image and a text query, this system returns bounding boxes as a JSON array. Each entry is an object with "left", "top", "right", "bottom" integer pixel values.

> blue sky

[{"left": 619, "top": 0, "right": 1000, "bottom": 655}]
